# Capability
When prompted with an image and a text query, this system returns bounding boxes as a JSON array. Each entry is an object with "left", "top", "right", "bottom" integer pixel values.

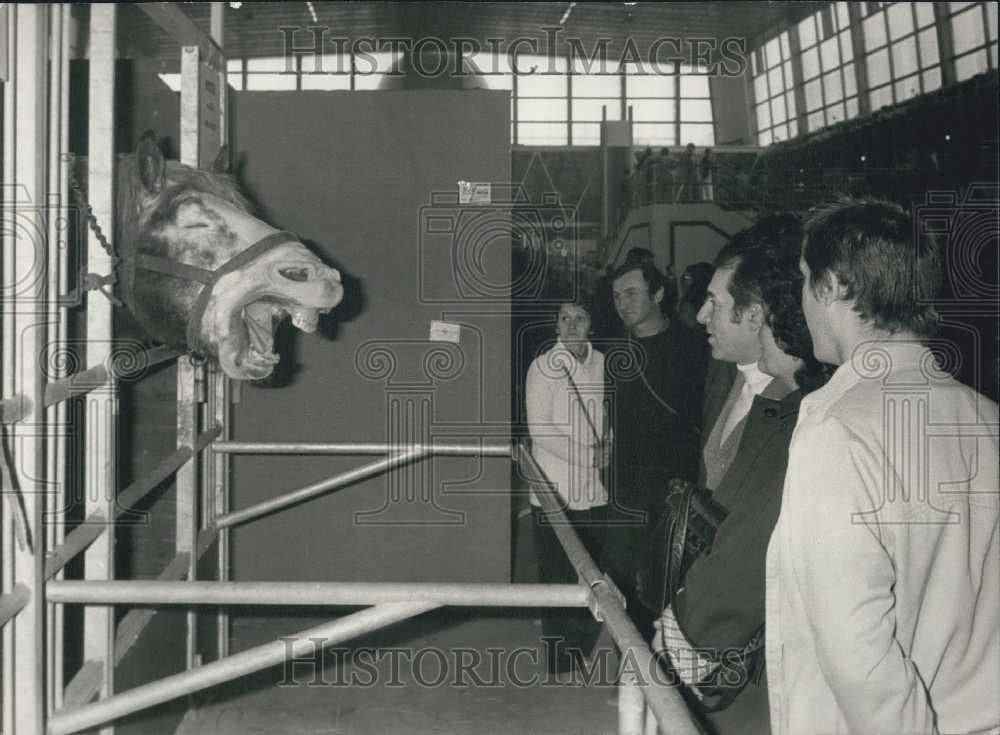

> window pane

[
  {"left": 918, "top": 28, "right": 940, "bottom": 67},
  {"left": 835, "top": 2, "right": 851, "bottom": 31},
  {"left": 892, "top": 36, "right": 919, "bottom": 76},
  {"left": 679, "top": 72, "right": 710, "bottom": 97},
  {"left": 468, "top": 52, "right": 513, "bottom": 90},
  {"left": 864, "top": 11, "right": 888, "bottom": 51},
  {"left": 807, "top": 111, "right": 825, "bottom": 132},
  {"left": 823, "top": 69, "right": 844, "bottom": 103},
  {"left": 157, "top": 73, "right": 180, "bottom": 92},
  {"left": 869, "top": 83, "right": 894, "bottom": 111},
  {"left": 227, "top": 74, "right": 243, "bottom": 91},
  {"left": 952, "top": 7, "right": 987, "bottom": 55},
  {"left": 840, "top": 30, "right": 855, "bottom": 63},
  {"left": 887, "top": 2, "right": 915, "bottom": 41},
  {"left": 571, "top": 123, "right": 601, "bottom": 146},
  {"left": 572, "top": 98, "right": 620, "bottom": 121},
  {"left": 825, "top": 101, "right": 846, "bottom": 125},
  {"left": 955, "top": 48, "right": 989, "bottom": 81},
  {"left": 573, "top": 74, "right": 620, "bottom": 97},
  {"left": 753, "top": 74, "right": 769, "bottom": 103},
  {"left": 679, "top": 123, "right": 715, "bottom": 146},
  {"left": 627, "top": 74, "right": 674, "bottom": 98},
  {"left": 799, "top": 15, "right": 818, "bottom": 49},
  {"left": 681, "top": 99, "right": 714, "bottom": 122},
  {"left": 518, "top": 98, "right": 567, "bottom": 121},
  {"left": 867, "top": 48, "right": 891, "bottom": 87},
  {"left": 845, "top": 96, "right": 859, "bottom": 120},
  {"left": 991, "top": 41, "right": 998, "bottom": 68},
  {"left": 768, "top": 67, "right": 784, "bottom": 96},
  {"left": 780, "top": 31, "right": 791, "bottom": 59},
  {"left": 805, "top": 78, "right": 824, "bottom": 111},
  {"left": 821, "top": 36, "right": 841, "bottom": 71},
  {"left": 771, "top": 96, "right": 787, "bottom": 124},
  {"left": 517, "top": 122, "right": 567, "bottom": 145},
  {"left": 894, "top": 74, "right": 921, "bottom": 101},
  {"left": 247, "top": 56, "right": 294, "bottom": 73},
  {"left": 988, "top": 3, "right": 999, "bottom": 41},
  {"left": 787, "top": 118, "right": 799, "bottom": 138},
  {"left": 783, "top": 60, "right": 794, "bottom": 89},
  {"left": 772, "top": 123, "right": 788, "bottom": 142},
  {"left": 301, "top": 53, "right": 349, "bottom": 75},
  {"left": 758, "top": 129, "right": 773, "bottom": 146},
  {"left": 246, "top": 74, "right": 296, "bottom": 90},
  {"left": 915, "top": 2, "right": 936, "bottom": 28},
  {"left": 844, "top": 62, "right": 858, "bottom": 97},
  {"left": 949, "top": 1, "right": 975, "bottom": 13},
  {"left": 301, "top": 73, "right": 351, "bottom": 90},
  {"left": 519, "top": 73, "right": 567, "bottom": 97},
  {"left": 802, "top": 47, "right": 820, "bottom": 80},
  {"left": 922, "top": 66, "right": 942, "bottom": 92},
  {"left": 756, "top": 101, "right": 772, "bottom": 130},
  {"left": 766, "top": 36, "right": 782, "bottom": 68},
  {"left": 633, "top": 122, "right": 675, "bottom": 146},
  {"left": 630, "top": 99, "right": 674, "bottom": 122},
  {"left": 785, "top": 90, "right": 797, "bottom": 120}
]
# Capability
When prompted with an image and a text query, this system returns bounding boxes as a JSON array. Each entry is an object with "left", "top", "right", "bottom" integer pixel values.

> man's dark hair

[
  {"left": 803, "top": 198, "right": 942, "bottom": 338},
  {"left": 624, "top": 247, "right": 655, "bottom": 266},
  {"left": 713, "top": 212, "right": 803, "bottom": 320},
  {"left": 758, "top": 248, "right": 834, "bottom": 393}
]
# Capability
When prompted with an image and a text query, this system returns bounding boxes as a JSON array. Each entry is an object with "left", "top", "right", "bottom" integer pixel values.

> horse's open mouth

[{"left": 241, "top": 299, "right": 325, "bottom": 370}]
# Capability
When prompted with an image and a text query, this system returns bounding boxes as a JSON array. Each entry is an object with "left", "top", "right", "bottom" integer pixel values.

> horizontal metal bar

[
  {"left": 212, "top": 441, "right": 512, "bottom": 456},
  {"left": 42, "top": 346, "right": 180, "bottom": 408},
  {"left": 515, "top": 443, "right": 700, "bottom": 735},
  {"left": 214, "top": 446, "right": 428, "bottom": 529},
  {"left": 46, "top": 581, "right": 590, "bottom": 608},
  {"left": 0, "top": 584, "right": 30, "bottom": 628},
  {"left": 44, "top": 426, "right": 221, "bottom": 579},
  {"left": 47, "top": 602, "right": 438, "bottom": 735},
  {"left": 136, "top": 3, "right": 224, "bottom": 70}
]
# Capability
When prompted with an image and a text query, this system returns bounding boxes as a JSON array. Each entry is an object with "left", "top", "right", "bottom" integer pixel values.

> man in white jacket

[{"left": 765, "top": 198, "right": 999, "bottom": 734}]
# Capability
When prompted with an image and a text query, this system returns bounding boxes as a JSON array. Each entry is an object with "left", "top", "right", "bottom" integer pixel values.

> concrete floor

[{"left": 175, "top": 511, "right": 624, "bottom": 735}]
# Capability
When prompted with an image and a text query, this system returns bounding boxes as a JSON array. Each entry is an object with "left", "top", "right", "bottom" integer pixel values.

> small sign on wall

[
  {"left": 458, "top": 181, "right": 491, "bottom": 205},
  {"left": 429, "top": 320, "right": 461, "bottom": 343}
]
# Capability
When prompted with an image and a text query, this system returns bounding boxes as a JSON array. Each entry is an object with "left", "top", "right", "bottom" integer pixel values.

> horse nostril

[{"left": 279, "top": 266, "right": 311, "bottom": 282}]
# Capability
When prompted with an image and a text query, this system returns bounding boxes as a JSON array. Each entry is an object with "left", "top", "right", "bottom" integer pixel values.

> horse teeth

[{"left": 291, "top": 308, "right": 318, "bottom": 333}]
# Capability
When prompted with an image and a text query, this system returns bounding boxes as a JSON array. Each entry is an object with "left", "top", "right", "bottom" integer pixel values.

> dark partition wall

[{"left": 228, "top": 91, "right": 512, "bottom": 605}]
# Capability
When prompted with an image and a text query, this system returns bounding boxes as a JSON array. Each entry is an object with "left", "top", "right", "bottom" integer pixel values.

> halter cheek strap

[{"left": 135, "top": 230, "right": 300, "bottom": 355}]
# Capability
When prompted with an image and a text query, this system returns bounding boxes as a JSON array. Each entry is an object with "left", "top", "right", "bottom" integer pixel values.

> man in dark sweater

[{"left": 603, "top": 260, "right": 707, "bottom": 638}]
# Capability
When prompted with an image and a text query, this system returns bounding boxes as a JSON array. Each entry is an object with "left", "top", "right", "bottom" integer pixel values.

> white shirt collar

[{"left": 736, "top": 360, "right": 773, "bottom": 395}]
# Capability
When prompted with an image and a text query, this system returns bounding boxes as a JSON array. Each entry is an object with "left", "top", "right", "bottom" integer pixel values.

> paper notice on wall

[
  {"left": 458, "top": 181, "right": 491, "bottom": 205},
  {"left": 429, "top": 320, "right": 461, "bottom": 343}
]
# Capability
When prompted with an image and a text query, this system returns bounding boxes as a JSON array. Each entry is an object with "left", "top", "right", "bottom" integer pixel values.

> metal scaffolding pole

[
  {"left": 47, "top": 580, "right": 591, "bottom": 608},
  {"left": 515, "top": 443, "right": 700, "bottom": 735},
  {"left": 214, "top": 445, "right": 428, "bottom": 529},
  {"left": 47, "top": 602, "right": 438, "bottom": 735},
  {"left": 212, "top": 441, "right": 512, "bottom": 456}
]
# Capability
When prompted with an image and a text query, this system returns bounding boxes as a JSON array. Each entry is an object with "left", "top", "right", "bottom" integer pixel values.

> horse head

[{"left": 116, "top": 132, "right": 344, "bottom": 381}]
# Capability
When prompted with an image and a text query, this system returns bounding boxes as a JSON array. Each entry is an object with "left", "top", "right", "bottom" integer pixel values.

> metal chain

[{"left": 64, "top": 152, "right": 124, "bottom": 307}]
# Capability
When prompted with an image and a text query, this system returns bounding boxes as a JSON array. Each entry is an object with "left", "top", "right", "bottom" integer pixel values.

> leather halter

[{"left": 134, "top": 230, "right": 299, "bottom": 355}]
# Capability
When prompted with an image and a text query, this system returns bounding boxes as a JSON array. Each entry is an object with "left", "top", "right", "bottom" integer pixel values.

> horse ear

[
  {"left": 211, "top": 144, "right": 230, "bottom": 174},
  {"left": 136, "top": 130, "right": 165, "bottom": 195}
]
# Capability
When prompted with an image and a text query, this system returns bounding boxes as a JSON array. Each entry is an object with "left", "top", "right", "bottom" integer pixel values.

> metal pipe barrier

[
  {"left": 47, "top": 601, "right": 438, "bottom": 735},
  {"left": 214, "top": 445, "right": 428, "bottom": 529},
  {"left": 0, "top": 585, "right": 30, "bottom": 629},
  {"left": 44, "top": 426, "right": 221, "bottom": 580},
  {"left": 213, "top": 441, "right": 512, "bottom": 456},
  {"left": 42, "top": 346, "right": 180, "bottom": 408},
  {"left": 514, "top": 442, "right": 700, "bottom": 735},
  {"left": 46, "top": 581, "right": 590, "bottom": 608}
]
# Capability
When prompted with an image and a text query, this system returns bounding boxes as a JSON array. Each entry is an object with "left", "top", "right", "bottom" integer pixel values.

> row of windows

[
  {"left": 751, "top": 1, "right": 998, "bottom": 146},
  {"left": 160, "top": 52, "right": 715, "bottom": 147}
]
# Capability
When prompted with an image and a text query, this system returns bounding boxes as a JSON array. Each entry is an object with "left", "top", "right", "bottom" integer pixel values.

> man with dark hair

[
  {"left": 603, "top": 259, "right": 707, "bottom": 638},
  {"left": 698, "top": 213, "right": 803, "bottom": 491},
  {"left": 765, "top": 198, "right": 1000, "bottom": 735}
]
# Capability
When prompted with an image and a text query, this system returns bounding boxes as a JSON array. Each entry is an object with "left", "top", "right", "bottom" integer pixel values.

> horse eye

[{"left": 279, "top": 266, "right": 311, "bottom": 282}]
